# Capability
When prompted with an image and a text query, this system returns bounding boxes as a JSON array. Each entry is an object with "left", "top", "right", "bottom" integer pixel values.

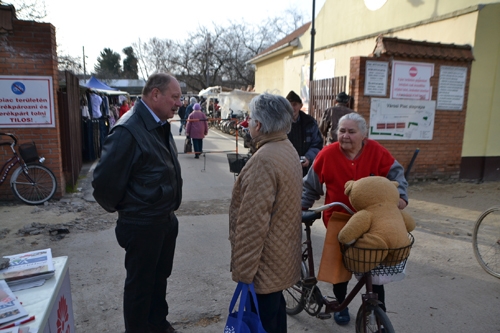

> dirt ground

[
  {"left": 2, "top": 179, "right": 498, "bottom": 253},
  {"left": 0, "top": 177, "right": 499, "bottom": 331}
]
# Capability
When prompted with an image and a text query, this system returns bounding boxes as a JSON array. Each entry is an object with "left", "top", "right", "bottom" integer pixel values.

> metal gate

[{"left": 57, "top": 71, "right": 82, "bottom": 189}]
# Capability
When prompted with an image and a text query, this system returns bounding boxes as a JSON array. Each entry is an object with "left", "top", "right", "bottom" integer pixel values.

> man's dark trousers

[{"left": 115, "top": 214, "right": 179, "bottom": 332}]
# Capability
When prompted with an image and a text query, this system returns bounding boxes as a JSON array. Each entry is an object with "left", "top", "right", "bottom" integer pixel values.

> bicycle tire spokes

[
  {"left": 473, "top": 207, "right": 500, "bottom": 278},
  {"left": 356, "top": 303, "right": 394, "bottom": 333},
  {"left": 11, "top": 164, "right": 57, "bottom": 205}
]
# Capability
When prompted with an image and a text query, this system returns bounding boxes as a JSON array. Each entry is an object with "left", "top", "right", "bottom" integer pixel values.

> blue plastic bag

[{"left": 224, "top": 282, "right": 267, "bottom": 333}]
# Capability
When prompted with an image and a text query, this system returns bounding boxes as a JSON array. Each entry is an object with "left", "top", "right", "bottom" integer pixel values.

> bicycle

[
  {"left": 283, "top": 202, "right": 414, "bottom": 333},
  {"left": 472, "top": 206, "right": 500, "bottom": 278},
  {"left": 0, "top": 132, "right": 57, "bottom": 205}
]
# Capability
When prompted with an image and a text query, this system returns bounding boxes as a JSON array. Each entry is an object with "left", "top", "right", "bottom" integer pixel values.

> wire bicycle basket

[
  {"left": 18, "top": 142, "right": 40, "bottom": 164},
  {"left": 340, "top": 233, "right": 414, "bottom": 276}
]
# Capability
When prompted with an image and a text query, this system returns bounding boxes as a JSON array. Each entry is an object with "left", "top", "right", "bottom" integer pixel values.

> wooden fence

[{"left": 309, "top": 76, "right": 348, "bottom": 122}]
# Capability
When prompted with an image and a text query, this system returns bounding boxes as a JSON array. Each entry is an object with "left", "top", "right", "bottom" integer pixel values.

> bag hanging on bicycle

[{"left": 224, "top": 282, "right": 266, "bottom": 333}]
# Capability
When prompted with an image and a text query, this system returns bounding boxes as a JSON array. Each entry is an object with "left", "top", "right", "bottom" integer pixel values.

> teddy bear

[{"left": 338, "top": 176, "right": 415, "bottom": 273}]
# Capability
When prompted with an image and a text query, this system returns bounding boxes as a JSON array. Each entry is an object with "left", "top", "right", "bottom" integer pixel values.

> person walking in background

[
  {"left": 92, "top": 73, "right": 183, "bottom": 333},
  {"left": 319, "top": 92, "right": 354, "bottom": 145},
  {"left": 301, "top": 112, "right": 408, "bottom": 327},
  {"left": 229, "top": 93, "right": 303, "bottom": 333},
  {"left": 285, "top": 90, "right": 323, "bottom": 176},
  {"left": 184, "top": 96, "right": 197, "bottom": 123},
  {"left": 118, "top": 100, "right": 130, "bottom": 119},
  {"left": 178, "top": 98, "right": 188, "bottom": 135},
  {"left": 186, "top": 103, "right": 208, "bottom": 159}
]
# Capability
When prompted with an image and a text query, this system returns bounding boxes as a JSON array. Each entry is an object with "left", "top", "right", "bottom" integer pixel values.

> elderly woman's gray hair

[
  {"left": 337, "top": 112, "right": 368, "bottom": 137},
  {"left": 249, "top": 93, "right": 294, "bottom": 134}
]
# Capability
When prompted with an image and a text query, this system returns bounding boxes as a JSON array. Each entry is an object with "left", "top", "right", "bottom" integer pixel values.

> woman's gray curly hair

[{"left": 248, "top": 93, "right": 294, "bottom": 134}]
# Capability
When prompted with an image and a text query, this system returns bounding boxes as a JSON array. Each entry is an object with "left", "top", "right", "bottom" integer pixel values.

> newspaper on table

[
  {"left": 0, "top": 249, "right": 55, "bottom": 287},
  {"left": 0, "top": 279, "right": 28, "bottom": 326}
]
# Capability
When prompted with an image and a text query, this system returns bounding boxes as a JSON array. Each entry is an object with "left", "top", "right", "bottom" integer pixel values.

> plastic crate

[
  {"left": 18, "top": 142, "right": 39, "bottom": 163},
  {"left": 227, "top": 153, "right": 248, "bottom": 174}
]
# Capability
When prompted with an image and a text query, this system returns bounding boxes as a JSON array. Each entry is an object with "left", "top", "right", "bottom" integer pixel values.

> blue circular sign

[{"left": 11, "top": 82, "right": 26, "bottom": 95}]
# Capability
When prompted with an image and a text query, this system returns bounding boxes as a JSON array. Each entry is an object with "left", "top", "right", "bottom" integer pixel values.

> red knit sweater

[{"left": 312, "top": 139, "right": 395, "bottom": 226}]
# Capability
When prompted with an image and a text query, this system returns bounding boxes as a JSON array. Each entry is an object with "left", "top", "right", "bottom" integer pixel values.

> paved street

[{"left": 10, "top": 116, "right": 498, "bottom": 332}]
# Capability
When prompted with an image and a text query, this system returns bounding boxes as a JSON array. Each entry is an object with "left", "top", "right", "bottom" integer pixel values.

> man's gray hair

[
  {"left": 142, "top": 73, "right": 174, "bottom": 96},
  {"left": 249, "top": 93, "right": 293, "bottom": 134},
  {"left": 337, "top": 112, "right": 368, "bottom": 136},
  {"left": 190, "top": 97, "right": 197, "bottom": 104}
]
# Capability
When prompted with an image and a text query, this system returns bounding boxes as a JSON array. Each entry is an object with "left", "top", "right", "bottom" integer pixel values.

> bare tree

[
  {"left": 130, "top": 8, "right": 306, "bottom": 92},
  {"left": 0, "top": 0, "right": 47, "bottom": 20},
  {"left": 131, "top": 38, "right": 150, "bottom": 79},
  {"left": 57, "top": 54, "right": 82, "bottom": 74}
]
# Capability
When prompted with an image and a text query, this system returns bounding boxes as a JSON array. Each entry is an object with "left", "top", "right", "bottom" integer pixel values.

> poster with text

[
  {"left": 364, "top": 61, "right": 388, "bottom": 96},
  {"left": 0, "top": 76, "right": 55, "bottom": 128},
  {"left": 390, "top": 61, "right": 434, "bottom": 100},
  {"left": 369, "top": 98, "right": 436, "bottom": 140},
  {"left": 437, "top": 66, "right": 467, "bottom": 110}
]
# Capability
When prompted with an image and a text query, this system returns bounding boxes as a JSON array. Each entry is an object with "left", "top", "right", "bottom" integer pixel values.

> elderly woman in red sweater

[
  {"left": 185, "top": 103, "right": 208, "bottom": 158},
  {"left": 301, "top": 112, "right": 409, "bottom": 327}
]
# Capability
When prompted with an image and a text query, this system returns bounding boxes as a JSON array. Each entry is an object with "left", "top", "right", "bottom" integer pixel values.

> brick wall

[
  {"left": 0, "top": 18, "right": 65, "bottom": 201},
  {"left": 350, "top": 56, "right": 471, "bottom": 180}
]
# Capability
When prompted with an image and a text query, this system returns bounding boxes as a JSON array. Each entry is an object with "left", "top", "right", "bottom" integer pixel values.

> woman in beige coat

[{"left": 229, "top": 93, "right": 303, "bottom": 333}]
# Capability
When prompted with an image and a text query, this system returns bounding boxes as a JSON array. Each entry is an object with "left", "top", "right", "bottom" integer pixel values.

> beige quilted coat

[{"left": 229, "top": 132, "right": 303, "bottom": 294}]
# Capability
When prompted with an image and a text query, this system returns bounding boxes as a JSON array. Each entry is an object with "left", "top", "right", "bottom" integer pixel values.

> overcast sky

[{"left": 38, "top": 0, "right": 326, "bottom": 73}]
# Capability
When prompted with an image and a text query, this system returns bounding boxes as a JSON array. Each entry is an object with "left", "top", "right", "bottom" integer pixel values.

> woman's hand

[{"left": 398, "top": 198, "right": 407, "bottom": 210}]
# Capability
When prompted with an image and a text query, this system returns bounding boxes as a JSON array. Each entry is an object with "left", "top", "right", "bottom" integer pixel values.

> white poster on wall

[
  {"left": 314, "top": 59, "right": 336, "bottom": 81},
  {"left": 437, "top": 66, "right": 467, "bottom": 110},
  {"left": 364, "top": 61, "right": 388, "bottom": 96},
  {"left": 390, "top": 61, "right": 434, "bottom": 100},
  {"left": 369, "top": 98, "right": 436, "bottom": 140},
  {"left": 0, "top": 76, "right": 55, "bottom": 128}
]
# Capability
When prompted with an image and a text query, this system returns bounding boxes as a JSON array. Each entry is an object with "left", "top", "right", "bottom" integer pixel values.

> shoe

[
  {"left": 194, "top": 155, "right": 199, "bottom": 159},
  {"left": 334, "top": 307, "right": 350, "bottom": 325},
  {"left": 148, "top": 323, "right": 179, "bottom": 333},
  {"left": 165, "top": 325, "right": 179, "bottom": 333}
]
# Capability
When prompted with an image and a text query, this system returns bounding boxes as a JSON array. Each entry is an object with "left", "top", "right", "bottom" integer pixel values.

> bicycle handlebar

[
  {"left": 301, "top": 202, "right": 355, "bottom": 224},
  {"left": 0, "top": 132, "right": 17, "bottom": 148},
  {"left": 311, "top": 202, "right": 355, "bottom": 215}
]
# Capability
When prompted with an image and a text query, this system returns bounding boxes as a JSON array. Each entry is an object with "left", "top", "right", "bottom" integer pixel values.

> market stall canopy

[
  {"left": 85, "top": 76, "right": 117, "bottom": 91},
  {"left": 82, "top": 76, "right": 129, "bottom": 96}
]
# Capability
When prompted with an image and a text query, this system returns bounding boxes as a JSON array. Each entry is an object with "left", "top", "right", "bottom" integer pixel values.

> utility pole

[
  {"left": 309, "top": 0, "right": 316, "bottom": 82},
  {"left": 205, "top": 35, "right": 211, "bottom": 88},
  {"left": 82, "top": 46, "right": 87, "bottom": 83}
]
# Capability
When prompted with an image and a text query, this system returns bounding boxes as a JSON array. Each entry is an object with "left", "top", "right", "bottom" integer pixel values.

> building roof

[
  {"left": 248, "top": 22, "right": 311, "bottom": 64},
  {"left": 372, "top": 35, "right": 475, "bottom": 61}
]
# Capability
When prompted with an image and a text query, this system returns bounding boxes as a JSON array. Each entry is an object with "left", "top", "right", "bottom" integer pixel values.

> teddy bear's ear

[
  {"left": 391, "top": 181, "right": 399, "bottom": 188},
  {"left": 344, "top": 180, "right": 354, "bottom": 196}
]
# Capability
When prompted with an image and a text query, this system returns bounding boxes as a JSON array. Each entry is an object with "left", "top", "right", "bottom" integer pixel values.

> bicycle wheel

[
  {"left": 283, "top": 261, "right": 308, "bottom": 315},
  {"left": 356, "top": 303, "right": 395, "bottom": 333},
  {"left": 472, "top": 206, "right": 500, "bottom": 278},
  {"left": 10, "top": 164, "right": 57, "bottom": 205}
]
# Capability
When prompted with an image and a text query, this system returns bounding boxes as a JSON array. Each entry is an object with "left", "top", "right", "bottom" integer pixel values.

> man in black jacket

[
  {"left": 177, "top": 98, "right": 188, "bottom": 135},
  {"left": 92, "top": 73, "right": 182, "bottom": 333},
  {"left": 286, "top": 90, "right": 323, "bottom": 176}
]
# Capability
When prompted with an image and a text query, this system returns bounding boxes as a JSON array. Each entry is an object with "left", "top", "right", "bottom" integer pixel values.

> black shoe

[
  {"left": 194, "top": 155, "right": 199, "bottom": 159},
  {"left": 334, "top": 307, "right": 350, "bottom": 325}
]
